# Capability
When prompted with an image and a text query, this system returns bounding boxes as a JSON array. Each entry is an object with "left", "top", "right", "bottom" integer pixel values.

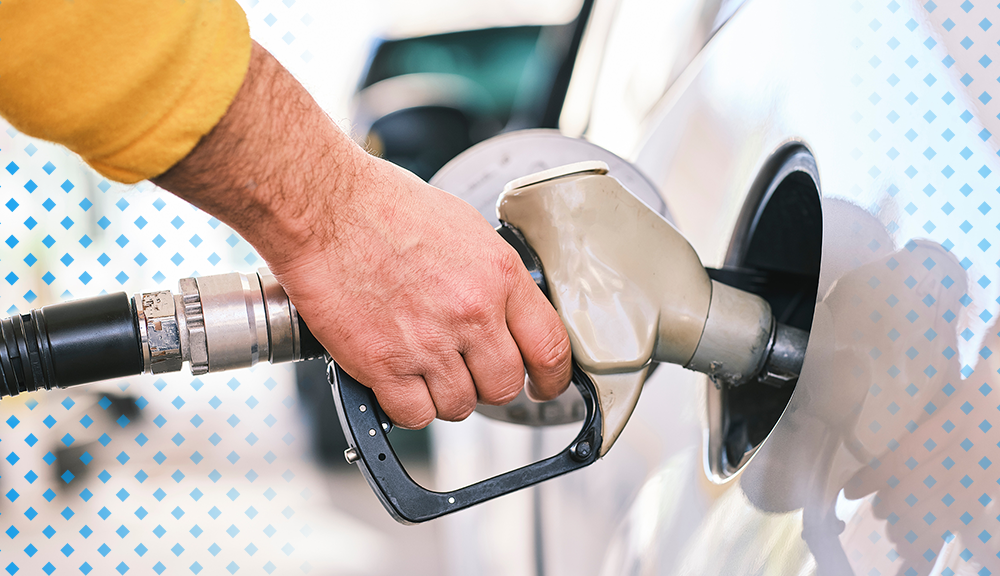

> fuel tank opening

[{"left": 707, "top": 145, "right": 822, "bottom": 480}]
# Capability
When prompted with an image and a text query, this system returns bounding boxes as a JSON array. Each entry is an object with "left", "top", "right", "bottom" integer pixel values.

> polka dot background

[
  {"left": 5, "top": 1, "right": 999, "bottom": 575},
  {"left": 834, "top": 1, "right": 1000, "bottom": 574},
  {"left": 0, "top": 109, "right": 321, "bottom": 573},
  {"left": 0, "top": 1, "right": 397, "bottom": 575}
]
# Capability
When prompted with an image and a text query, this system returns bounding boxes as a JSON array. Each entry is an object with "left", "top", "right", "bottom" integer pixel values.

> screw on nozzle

[
  {"left": 344, "top": 447, "right": 360, "bottom": 464},
  {"left": 571, "top": 440, "right": 592, "bottom": 461}
]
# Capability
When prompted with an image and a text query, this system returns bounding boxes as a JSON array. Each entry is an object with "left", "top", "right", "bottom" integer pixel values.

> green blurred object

[
  {"left": 360, "top": 27, "right": 546, "bottom": 123},
  {"left": 351, "top": 1, "right": 593, "bottom": 180}
]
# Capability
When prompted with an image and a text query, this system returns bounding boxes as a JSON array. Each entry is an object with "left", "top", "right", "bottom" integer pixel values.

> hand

[
  {"left": 154, "top": 42, "right": 572, "bottom": 428},
  {"left": 274, "top": 156, "right": 572, "bottom": 427}
]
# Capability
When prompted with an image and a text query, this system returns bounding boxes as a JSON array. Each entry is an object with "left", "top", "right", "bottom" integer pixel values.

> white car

[{"left": 417, "top": 1, "right": 1000, "bottom": 574}]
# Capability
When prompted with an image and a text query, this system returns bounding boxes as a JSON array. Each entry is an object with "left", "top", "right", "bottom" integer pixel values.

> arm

[
  {"left": 153, "top": 42, "right": 573, "bottom": 428},
  {"left": 0, "top": 0, "right": 572, "bottom": 426}
]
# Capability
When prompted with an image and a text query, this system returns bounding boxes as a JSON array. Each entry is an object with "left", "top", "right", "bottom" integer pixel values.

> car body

[{"left": 417, "top": 1, "right": 1000, "bottom": 574}]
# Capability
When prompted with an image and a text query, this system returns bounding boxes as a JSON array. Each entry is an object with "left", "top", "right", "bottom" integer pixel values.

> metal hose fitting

[
  {"left": 0, "top": 269, "right": 324, "bottom": 399},
  {"left": 135, "top": 268, "right": 318, "bottom": 376}
]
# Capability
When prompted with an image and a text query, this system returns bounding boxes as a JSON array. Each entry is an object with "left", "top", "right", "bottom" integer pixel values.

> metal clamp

[
  {"left": 135, "top": 291, "right": 182, "bottom": 374},
  {"left": 135, "top": 269, "right": 308, "bottom": 377},
  {"left": 258, "top": 268, "right": 299, "bottom": 363}
]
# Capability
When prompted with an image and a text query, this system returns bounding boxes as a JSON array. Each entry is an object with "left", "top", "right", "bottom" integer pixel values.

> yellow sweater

[{"left": 0, "top": 0, "right": 251, "bottom": 183}]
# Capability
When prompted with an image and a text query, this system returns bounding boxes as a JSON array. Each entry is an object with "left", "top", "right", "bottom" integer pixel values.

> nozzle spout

[{"left": 496, "top": 162, "right": 810, "bottom": 451}]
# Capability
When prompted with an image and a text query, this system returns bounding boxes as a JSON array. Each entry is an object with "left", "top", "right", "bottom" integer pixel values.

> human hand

[
  {"left": 269, "top": 155, "right": 573, "bottom": 428},
  {"left": 154, "top": 42, "right": 572, "bottom": 428}
]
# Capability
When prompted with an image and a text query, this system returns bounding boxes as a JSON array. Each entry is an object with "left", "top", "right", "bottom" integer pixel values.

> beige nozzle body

[
  {"left": 498, "top": 162, "right": 779, "bottom": 454},
  {"left": 499, "top": 161, "right": 714, "bottom": 372}
]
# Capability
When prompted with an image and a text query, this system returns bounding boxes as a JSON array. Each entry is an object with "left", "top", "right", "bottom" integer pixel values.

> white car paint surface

[{"left": 433, "top": 1, "right": 1000, "bottom": 575}]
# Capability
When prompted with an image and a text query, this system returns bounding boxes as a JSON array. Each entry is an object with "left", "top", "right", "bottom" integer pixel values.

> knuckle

[
  {"left": 358, "top": 339, "right": 392, "bottom": 366},
  {"left": 360, "top": 340, "right": 410, "bottom": 375},
  {"left": 530, "top": 325, "right": 572, "bottom": 376},
  {"left": 438, "top": 395, "right": 477, "bottom": 422},
  {"left": 450, "top": 287, "right": 493, "bottom": 326},
  {"left": 492, "top": 246, "right": 524, "bottom": 279},
  {"left": 490, "top": 246, "right": 528, "bottom": 294},
  {"left": 477, "top": 371, "right": 525, "bottom": 406}
]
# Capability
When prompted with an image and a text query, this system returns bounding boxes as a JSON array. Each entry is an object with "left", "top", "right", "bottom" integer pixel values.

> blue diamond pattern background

[
  {"left": 498, "top": 0, "right": 1000, "bottom": 573},
  {"left": 833, "top": 1, "right": 1000, "bottom": 574},
  {"left": 0, "top": 1, "right": 390, "bottom": 574},
  {"left": 16, "top": 0, "right": 1000, "bottom": 575}
]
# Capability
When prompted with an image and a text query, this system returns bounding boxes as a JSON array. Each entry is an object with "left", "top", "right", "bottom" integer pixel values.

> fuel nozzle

[
  {"left": 497, "top": 161, "right": 808, "bottom": 452},
  {"left": 0, "top": 269, "right": 325, "bottom": 398},
  {"left": 683, "top": 276, "right": 809, "bottom": 389}
]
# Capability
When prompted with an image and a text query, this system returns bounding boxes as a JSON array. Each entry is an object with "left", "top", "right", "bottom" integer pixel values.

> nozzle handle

[{"left": 329, "top": 361, "right": 602, "bottom": 524}]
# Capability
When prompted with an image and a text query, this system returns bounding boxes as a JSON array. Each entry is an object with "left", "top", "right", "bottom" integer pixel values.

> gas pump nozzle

[
  {"left": 0, "top": 158, "right": 807, "bottom": 524},
  {"left": 496, "top": 160, "right": 808, "bottom": 454},
  {"left": 332, "top": 160, "right": 808, "bottom": 523}
]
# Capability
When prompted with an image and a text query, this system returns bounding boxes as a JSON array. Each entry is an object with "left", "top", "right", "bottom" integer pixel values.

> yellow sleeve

[{"left": 0, "top": 0, "right": 251, "bottom": 184}]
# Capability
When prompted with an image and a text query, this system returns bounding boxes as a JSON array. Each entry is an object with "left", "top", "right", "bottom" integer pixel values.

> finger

[
  {"left": 505, "top": 273, "right": 572, "bottom": 402},
  {"left": 423, "top": 352, "right": 478, "bottom": 421},
  {"left": 371, "top": 375, "right": 437, "bottom": 430},
  {"left": 462, "top": 327, "right": 526, "bottom": 406}
]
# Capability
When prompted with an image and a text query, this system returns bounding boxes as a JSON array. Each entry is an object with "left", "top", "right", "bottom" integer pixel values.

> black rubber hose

[{"left": 0, "top": 293, "right": 143, "bottom": 398}]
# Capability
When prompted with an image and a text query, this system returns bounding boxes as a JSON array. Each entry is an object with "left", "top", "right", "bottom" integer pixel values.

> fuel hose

[{"left": 0, "top": 269, "right": 325, "bottom": 399}]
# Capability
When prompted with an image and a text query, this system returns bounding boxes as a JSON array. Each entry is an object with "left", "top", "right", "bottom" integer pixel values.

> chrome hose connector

[
  {"left": 134, "top": 269, "right": 302, "bottom": 376},
  {"left": 178, "top": 277, "right": 208, "bottom": 375},
  {"left": 258, "top": 269, "right": 300, "bottom": 363}
]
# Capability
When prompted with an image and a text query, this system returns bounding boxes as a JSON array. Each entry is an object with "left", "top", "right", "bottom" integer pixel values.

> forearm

[
  {"left": 153, "top": 41, "right": 368, "bottom": 265},
  {"left": 4, "top": 6, "right": 572, "bottom": 428},
  {"left": 156, "top": 41, "right": 572, "bottom": 428}
]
